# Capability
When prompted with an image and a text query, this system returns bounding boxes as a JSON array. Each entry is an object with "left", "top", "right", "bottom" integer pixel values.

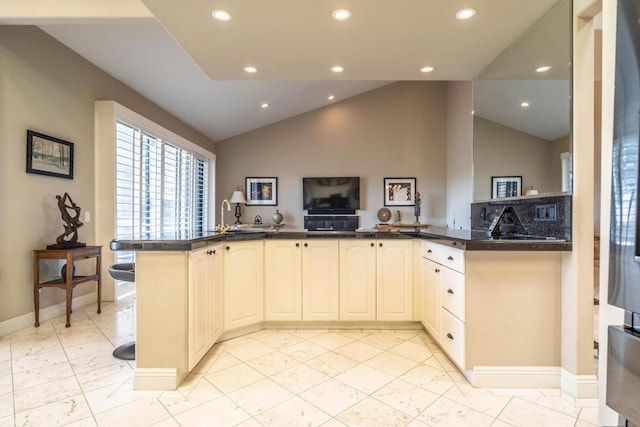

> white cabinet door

[
  {"left": 224, "top": 240, "right": 264, "bottom": 330},
  {"left": 339, "top": 240, "right": 376, "bottom": 321},
  {"left": 188, "top": 246, "right": 214, "bottom": 370},
  {"left": 376, "top": 240, "right": 413, "bottom": 321},
  {"left": 422, "top": 258, "right": 440, "bottom": 339},
  {"left": 211, "top": 244, "right": 224, "bottom": 342},
  {"left": 302, "top": 240, "right": 339, "bottom": 321},
  {"left": 265, "top": 240, "right": 302, "bottom": 321}
]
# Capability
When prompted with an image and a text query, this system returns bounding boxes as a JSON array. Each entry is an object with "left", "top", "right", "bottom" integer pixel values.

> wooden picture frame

[
  {"left": 384, "top": 177, "right": 416, "bottom": 206},
  {"left": 491, "top": 176, "right": 522, "bottom": 199},
  {"left": 245, "top": 177, "right": 278, "bottom": 206},
  {"left": 26, "top": 130, "right": 74, "bottom": 179}
]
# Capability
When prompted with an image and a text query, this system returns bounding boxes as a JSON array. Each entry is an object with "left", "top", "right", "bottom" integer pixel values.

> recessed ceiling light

[
  {"left": 332, "top": 9, "right": 352, "bottom": 20},
  {"left": 243, "top": 66, "right": 258, "bottom": 73},
  {"left": 535, "top": 65, "right": 552, "bottom": 73},
  {"left": 330, "top": 66, "right": 344, "bottom": 73},
  {"left": 328, "top": 95, "right": 335, "bottom": 101},
  {"left": 420, "top": 66, "right": 435, "bottom": 73},
  {"left": 455, "top": 8, "right": 477, "bottom": 20},
  {"left": 261, "top": 103, "right": 269, "bottom": 109},
  {"left": 521, "top": 102, "right": 530, "bottom": 108},
  {"left": 211, "top": 10, "right": 232, "bottom": 21}
]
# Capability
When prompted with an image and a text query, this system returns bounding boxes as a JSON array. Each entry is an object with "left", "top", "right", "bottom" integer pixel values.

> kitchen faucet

[{"left": 216, "top": 199, "right": 231, "bottom": 233}]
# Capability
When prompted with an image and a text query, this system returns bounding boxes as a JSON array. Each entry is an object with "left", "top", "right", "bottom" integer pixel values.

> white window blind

[{"left": 115, "top": 120, "right": 209, "bottom": 240}]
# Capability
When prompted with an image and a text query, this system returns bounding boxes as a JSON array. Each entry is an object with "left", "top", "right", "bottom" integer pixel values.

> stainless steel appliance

[{"left": 608, "top": 1, "right": 640, "bottom": 425}]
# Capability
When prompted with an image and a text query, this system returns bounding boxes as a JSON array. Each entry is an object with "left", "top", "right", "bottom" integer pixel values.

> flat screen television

[{"left": 303, "top": 177, "right": 360, "bottom": 214}]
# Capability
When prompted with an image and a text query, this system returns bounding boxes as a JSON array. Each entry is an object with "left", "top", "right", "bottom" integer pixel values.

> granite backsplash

[{"left": 470, "top": 195, "right": 571, "bottom": 240}]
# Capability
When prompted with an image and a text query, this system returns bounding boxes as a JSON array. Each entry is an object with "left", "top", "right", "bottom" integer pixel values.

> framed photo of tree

[{"left": 26, "top": 130, "right": 74, "bottom": 179}]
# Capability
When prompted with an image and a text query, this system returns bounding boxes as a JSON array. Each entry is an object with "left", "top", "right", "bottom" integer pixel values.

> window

[{"left": 115, "top": 121, "right": 209, "bottom": 239}]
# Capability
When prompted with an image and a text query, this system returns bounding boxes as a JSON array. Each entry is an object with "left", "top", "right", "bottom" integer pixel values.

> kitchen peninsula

[{"left": 112, "top": 224, "right": 570, "bottom": 391}]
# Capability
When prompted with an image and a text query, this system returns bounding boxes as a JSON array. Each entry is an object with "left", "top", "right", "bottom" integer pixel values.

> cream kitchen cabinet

[
  {"left": 421, "top": 257, "right": 440, "bottom": 338},
  {"left": 188, "top": 243, "right": 223, "bottom": 370},
  {"left": 339, "top": 240, "right": 377, "bottom": 321},
  {"left": 224, "top": 240, "right": 264, "bottom": 330},
  {"left": 376, "top": 240, "right": 413, "bottom": 321},
  {"left": 264, "top": 240, "right": 302, "bottom": 321},
  {"left": 302, "top": 239, "right": 339, "bottom": 320},
  {"left": 421, "top": 240, "right": 466, "bottom": 368}
]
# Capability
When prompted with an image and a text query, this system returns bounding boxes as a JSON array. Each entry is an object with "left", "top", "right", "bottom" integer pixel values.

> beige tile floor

[{"left": 0, "top": 297, "right": 598, "bottom": 426}]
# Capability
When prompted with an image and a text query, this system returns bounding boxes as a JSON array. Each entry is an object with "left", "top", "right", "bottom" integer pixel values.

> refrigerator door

[{"left": 609, "top": 0, "right": 640, "bottom": 316}]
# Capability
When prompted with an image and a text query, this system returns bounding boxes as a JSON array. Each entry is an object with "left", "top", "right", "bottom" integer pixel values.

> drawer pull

[
  {"left": 213, "top": 249, "right": 216, "bottom": 255},
  {"left": 447, "top": 256, "right": 454, "bottom": 261},
  {"left": 435, "top": 268, "right": 440, "bottom": 273},
  {"left": 447, "top": 289, "right": 454, "bottom": 294},
  {"left": 296, "top": 243, "right": 300, "bottom": 247},
  {"left": 370, "top": 242, "right": 375, "bottom": 247},
  {"left": 379, "top": 243, "right": 383, "bottom": 247},
  {"left": 225, "top": 246, "right": 230, "bottom": 251},
  {"left": 447, "top": 333, "right": 454, "bottom": 340},
  {"left": 427, "top": 249, "right": 433, "bottom": 253},
  {"left": 304, "top": 243, "right": 308, "bottom": 247}
]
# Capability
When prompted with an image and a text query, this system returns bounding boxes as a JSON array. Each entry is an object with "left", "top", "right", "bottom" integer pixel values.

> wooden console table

[{"left": 33, "top": 245, "right": 102, "bottom": 327}]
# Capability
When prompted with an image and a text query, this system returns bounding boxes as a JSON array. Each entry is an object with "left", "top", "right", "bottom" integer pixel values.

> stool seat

[{"left": 108, "top": 263, "right": 135, "bottom": 282}]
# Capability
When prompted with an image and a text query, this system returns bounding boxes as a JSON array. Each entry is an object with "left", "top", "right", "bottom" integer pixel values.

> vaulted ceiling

[{"left": 1, "top": 0, "right": 566, "bottom": 141}]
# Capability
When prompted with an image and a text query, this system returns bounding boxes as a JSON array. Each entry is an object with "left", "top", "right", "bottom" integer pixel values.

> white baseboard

[
  {"left": 473, "top": 366, "right": 561, "bottom": 388},
  {"left": 0, "top": 292, "right": 98, "bottom": 337},
  {"left": 560, "top": 368, "right": 598, "bottom": 398},
  {"left": 134, "top": 368, "right": 178, "bottom": 391}
]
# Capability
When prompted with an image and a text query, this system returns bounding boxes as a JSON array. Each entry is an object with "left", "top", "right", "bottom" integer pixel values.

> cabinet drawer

[
  {"left": 440, "top": 269, "right": 465, "bottom": 321},
  {"left": 421, "top": 241, "right": 465, "bottom": 274},
  {"left": 440, "top": 308, "right": 465, "bottom": 368}
]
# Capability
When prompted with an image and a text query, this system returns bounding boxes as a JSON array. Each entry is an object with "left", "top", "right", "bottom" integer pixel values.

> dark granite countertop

[{"left": 110, "top": 226, "right": 571, "bottom": 252}]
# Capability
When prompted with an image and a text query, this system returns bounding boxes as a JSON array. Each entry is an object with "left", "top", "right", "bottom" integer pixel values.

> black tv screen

[{"left": 303, "top": 177, "right": 360, "bottom": 212}]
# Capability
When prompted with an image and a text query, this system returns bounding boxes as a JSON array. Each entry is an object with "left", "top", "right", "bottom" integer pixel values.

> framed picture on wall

[
  {"left": 384, "top": 177, "right": 416, "bottom": 206},
  {"left": 491, "top": 176, "right": 522, "bottom": 199},
  {"left": 245, "top": 177, "right": 278, "bottom": 206},
  {"left": 26, "top": 130, "right": 74, "bottom": 179}
]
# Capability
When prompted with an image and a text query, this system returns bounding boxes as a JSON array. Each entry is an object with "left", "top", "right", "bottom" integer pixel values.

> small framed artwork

[
  {"left": 384, "top": 177, "right": 416, "bottom": 206},
  {"left": 246, "top": 177, "right": 278, "bottom": 206},
  {"left": 26, "top": 130, "right": 74, "bottom": 179},
  {"left": 491, "top": 176, "right": 522, "bottom": 198}
]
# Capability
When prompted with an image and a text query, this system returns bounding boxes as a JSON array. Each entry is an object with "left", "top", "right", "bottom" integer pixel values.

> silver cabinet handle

[{"left": 447, "top": 256, "right": 454, "bottom": 261}]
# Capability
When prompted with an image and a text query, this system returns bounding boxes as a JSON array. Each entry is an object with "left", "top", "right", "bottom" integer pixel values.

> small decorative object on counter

[
  {"left": 272, "top": 210, "right": 284, "bottom": 224},
  {"left": 377, "top": 207, "right": 392, "bottom": 224},
  {"left": 414, "top": 191, "right": 421, "bottom": 223},
  {"left": 254, "top": 215, "right": 263, "bottom": 224},
  {"left": 48, "top": 192, "right": 86, "bottom": 249}
]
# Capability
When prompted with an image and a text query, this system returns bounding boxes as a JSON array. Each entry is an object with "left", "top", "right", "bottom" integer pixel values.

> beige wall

[
  {"left": 0, "top": 26, "right": 215, "bottom": 324},
  {"left": 445, "top": 81, "right": 474, "bottom": 230},
  {"left": 473, "top": 116, "right": 566, "bottom": 200},
  {"left": 216, "top": 82, "right": 449, "bottom": 229}
]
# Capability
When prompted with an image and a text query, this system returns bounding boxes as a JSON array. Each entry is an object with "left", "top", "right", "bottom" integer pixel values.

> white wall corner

[
  {"left": 0, "top": 292, "right": 97, "bottom": 338},
  {"left": 133, "top": 368, "right": 178, "bottom": 391},
  {"left": 560, "top": 368, "right": 598, "bottom": 399}
]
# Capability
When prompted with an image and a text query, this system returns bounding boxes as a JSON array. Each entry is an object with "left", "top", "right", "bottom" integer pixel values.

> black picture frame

[
  {"left": 26, "top": 130, "right": 74, "bottom": 179},
  {"left": 384, "top": 177, "right": 416, "bottom": 206},
  {"left": 245, "top": 177, "right": 278, "bottom": 206},
  {"left": 491, "top": 176, "right": 522, "bottom": 199}
]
